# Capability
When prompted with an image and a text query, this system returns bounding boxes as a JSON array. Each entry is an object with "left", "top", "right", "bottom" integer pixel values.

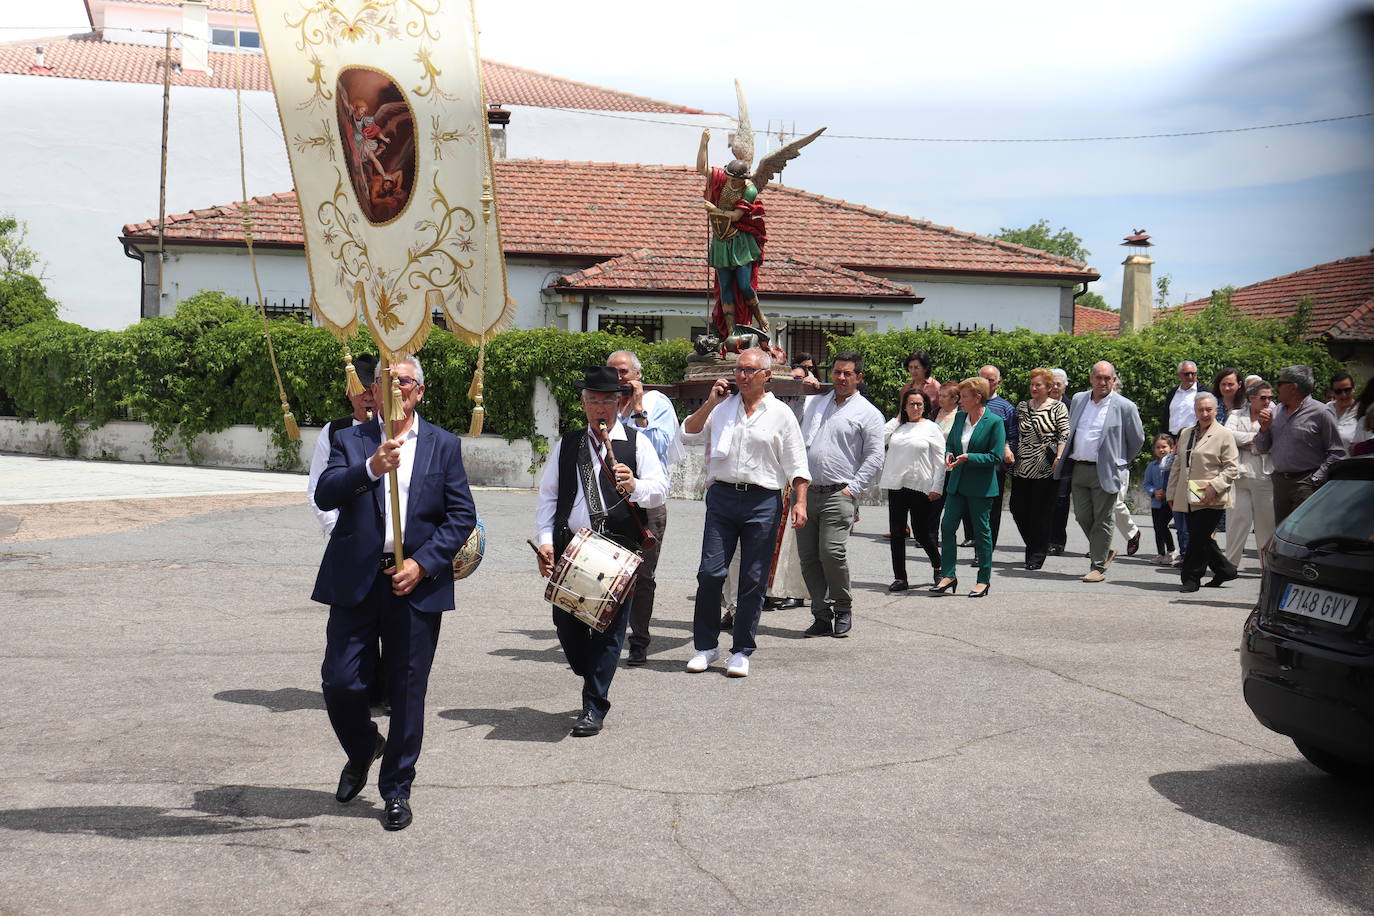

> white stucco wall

[
  {"left": 161, "top": 247, "right": 312, "bottom": 312},
  {"left": 879, "top": 273, "right": 1069, "bottom": 334}
]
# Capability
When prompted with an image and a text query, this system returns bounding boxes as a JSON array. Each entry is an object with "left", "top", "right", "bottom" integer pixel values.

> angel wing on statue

[{"left": 695, "top": 90, "right": 825, "bottom": 353}]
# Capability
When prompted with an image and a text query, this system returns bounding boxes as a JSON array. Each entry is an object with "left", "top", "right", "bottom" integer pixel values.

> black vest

[
  {"left": 553, "top": 428, "right": 644, "bottom": 554},
  {"left": 326, "top": 415, "right": 355, "bottom": 444}
]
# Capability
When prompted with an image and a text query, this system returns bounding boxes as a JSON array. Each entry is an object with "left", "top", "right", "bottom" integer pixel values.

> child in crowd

[{"left": 1142, "top": 433, "right": 1180, "bottom": 565}]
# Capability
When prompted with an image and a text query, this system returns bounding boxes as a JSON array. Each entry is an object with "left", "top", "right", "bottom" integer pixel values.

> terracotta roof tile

[
  {"left": 1074, "top": 304, "right": 1120, "bottom": 335},
  {"left": 1171, "top": 254, "right": 1374, "bottom": 342},
  {"left": 0, "top": 35, "right": 702, "bottom": 111},
  {"left": 120, "top": 160, "right": 1101, "bottom": 281},
  {"left": 554, "top": 250, "right": 920, "bottom": 300}
]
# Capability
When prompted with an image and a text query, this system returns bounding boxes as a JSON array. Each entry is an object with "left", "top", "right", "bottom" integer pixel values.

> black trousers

[
  {"left": 1009, "top": 475, "right": 1057, "bottom": 563},
  {"left": 553, "top": 593, "right": 631, "bottom": 718},
  {"left": 1151, "top": 504, "right": 1176, "bottom": 554},
  {"left": 887, "top": 488, "right": 942, "bottom": 582},
  {"left": 1181, "top": 508, "right": 1235, "bottom": 586},
  {"left": 627, "top": 505, "right": 667, "bottom": 653},
  {"left": 1050, "top": 475, "right": 1072, "bottom": 548}
]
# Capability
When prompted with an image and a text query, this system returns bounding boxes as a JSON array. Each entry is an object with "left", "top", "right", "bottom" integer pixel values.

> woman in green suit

[{"left": 932, "top": 377, "right": 1006, "bottom": 597}]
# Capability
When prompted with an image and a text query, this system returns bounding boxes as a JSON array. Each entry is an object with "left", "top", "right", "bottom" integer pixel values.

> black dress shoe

[
  {"left": 1179, "top": 582, "right": 1201, "bottom": 593},
  {"left": 762, "top": 596, "right": 783, "bottom": 611},
  {"left": 382, "top": 797, "right": 412, "bottom": 831},
  {"left": 570, "top": 709, "right": 604, "bottom": 737},
  {"left": 336, "top": 733, "right": 385, "bottom": 803},
  {"left": 625, "top": 646, "right": 647, "bottom": 666},
  {"left": 1204, "top": 569, "right": 1240, "bottom": 588},
  {"left": 833, "top": 611, "right": 853, "bottom": 637},
  {"left": 888, "top": 579, "right": 909, "bottom": 592},
  {"left": 1048, "top": 544, "right": 1065, "bottom": 556},
  {"left": 719, "top": 610, "right": 735, "bottom": 631},
  {"left": 1127, "top": 531, "right": 1141, "bottom": 556},
  {"left": 959, "top": 538, "right": 974, "bottom": 548},
  {"left": 804, "top": 619, "right": 833, "bottom": 637},
  {"left": 779, "top": 597, "right": 804, "bottom": 609}
]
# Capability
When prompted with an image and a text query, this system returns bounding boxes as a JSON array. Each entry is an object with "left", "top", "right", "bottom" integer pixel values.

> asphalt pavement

[{"left": 1, "top": 455, "right": 1370, "bottom": 915}]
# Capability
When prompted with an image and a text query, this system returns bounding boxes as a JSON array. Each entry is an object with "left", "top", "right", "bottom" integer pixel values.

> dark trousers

[
  {"left": 1272, "top": 471, "right": 1320, "bottom": 527},
  {"left": 1181, "top": 508, "right": 1235, "bottom": 586},
  {"left": 942, "top": 491, "right": 994, "bottom": 585},
  {"left": 322, "top": 572, "right": 443, "bottom": 801},
  {"left": 627, "top": 504, "right": 667, "bottom": 653},
  {"left": 693, "top": 485, "right": 782, "bottom": 656},
  {"left": 553, "top": 594, "right": 631, "bottom": 718},
  {"left": 887, "top": 487, "right": 941, "bottom": 581},
  {"left": 1150, "top": 504, "right": 1176, "bottom": 554},
  {"left": 1050, "top": 475, "right": 1072, "bottom": 548},
  {"left": 1009, "top": 475, "right": 1057, "bottom": 563}
]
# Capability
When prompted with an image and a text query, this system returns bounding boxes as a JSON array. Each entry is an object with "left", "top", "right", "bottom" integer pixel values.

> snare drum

[{"left": 545, "top": 528, "right": 642, "bottom": 632}]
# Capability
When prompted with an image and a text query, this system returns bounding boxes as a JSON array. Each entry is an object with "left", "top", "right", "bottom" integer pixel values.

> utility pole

[{"left": 157, "top": 28, "right": 172, "bottom": 311}]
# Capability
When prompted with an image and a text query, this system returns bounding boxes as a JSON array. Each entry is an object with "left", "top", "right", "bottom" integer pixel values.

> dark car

[{"left": 1241, "top": 455, "right": 1374, "bottom": 778}]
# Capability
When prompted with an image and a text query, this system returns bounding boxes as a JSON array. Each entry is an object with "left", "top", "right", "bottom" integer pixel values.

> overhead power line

[{"left": 550, "top": 106, "right": 1374, "bottom": 143}]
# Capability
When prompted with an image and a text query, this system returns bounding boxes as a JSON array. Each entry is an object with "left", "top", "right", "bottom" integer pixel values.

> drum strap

[{"left": 554, "top": 428, "right": 648, "bottom": 554}]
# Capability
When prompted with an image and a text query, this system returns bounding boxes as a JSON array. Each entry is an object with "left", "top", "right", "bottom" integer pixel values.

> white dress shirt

[
  {"left": 1326, "top": 400, "right": 1359, "bottom": 451},
  {"left": 365, "top": 417, "right": 420, "bottom": 554},
  {"left": 1070, "top": 395, "right": 1111, "bottom": 462},
  {"left": 619, "top": 388, "right": 684, "bottom": 468},
  {"left": 878, "top": 417, "right": 947, "bottom": 493},
  {"left": 1169, "top": 385, "right": 1199, "bottom": 435},
  {"left": 679, "top": 392, "right": 810, "bottom": 490},
  {"left": 307, "top": 416, "right": 364, "bottom": 537},
  {"left": 534, "top": 420, "right": 669, "bottom": 547}
]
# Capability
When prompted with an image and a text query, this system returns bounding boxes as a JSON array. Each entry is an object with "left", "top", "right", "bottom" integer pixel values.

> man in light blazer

[{"left": 1053, "top": 361, "right": 1146, "bottom": 583}]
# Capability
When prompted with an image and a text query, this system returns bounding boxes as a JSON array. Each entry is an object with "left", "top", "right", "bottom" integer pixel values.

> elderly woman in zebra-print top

[{"left": 1009, "top": 368, "right": 1071, "bottom": 569}]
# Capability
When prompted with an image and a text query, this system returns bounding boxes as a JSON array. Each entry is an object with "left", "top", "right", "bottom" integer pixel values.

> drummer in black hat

[{"left": 533, "top": 366, "right": 669, "bottom": 737}]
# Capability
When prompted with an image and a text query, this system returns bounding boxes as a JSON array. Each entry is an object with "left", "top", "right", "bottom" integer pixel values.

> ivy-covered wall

[{"left": 0, "top": 290, "right": 1343, "bottom": 474}]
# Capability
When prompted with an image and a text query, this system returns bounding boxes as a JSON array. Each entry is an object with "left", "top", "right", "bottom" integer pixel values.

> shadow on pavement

[
  {"left": 0, "top": 787, "right": 374, "bottom": 840},
  {"left": 1150, "top": 761, "right": 1374, "bottom": 910},
  {"left": 213, "top": 687, "right": 325, "bottom": 712},
  {"left": 437, "top": 706, "right": 577, "bottom": 742}
]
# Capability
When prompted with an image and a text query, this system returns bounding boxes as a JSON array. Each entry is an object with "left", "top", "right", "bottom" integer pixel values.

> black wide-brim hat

[
  {"left": 352, "top": 352, "right": 378, "bottom": 388},
  {"left": 577, "top": 365, "right": 631, "bottom": 394}
]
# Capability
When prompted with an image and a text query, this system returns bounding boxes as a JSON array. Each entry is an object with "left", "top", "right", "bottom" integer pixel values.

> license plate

[{"left": 1279, "top": 583, "right": 1359, "bottom": 627}]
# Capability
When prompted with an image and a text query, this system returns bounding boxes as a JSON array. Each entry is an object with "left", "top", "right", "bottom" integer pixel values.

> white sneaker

[
  {"left": 725, "top": 652, "right": 750, "bottom": 678},
  {"left": 686, "top": 648, "right": 719, "bottom": 673}
]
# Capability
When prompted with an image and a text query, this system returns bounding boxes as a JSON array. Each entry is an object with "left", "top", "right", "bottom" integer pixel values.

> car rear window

[{"left": 1278, "top": 478, "right": 1374, "bottom": 546}]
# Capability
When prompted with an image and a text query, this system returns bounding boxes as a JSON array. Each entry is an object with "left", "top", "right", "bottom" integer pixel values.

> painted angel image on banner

[
  {"left": 694, "top": 84, "right": 824, "bottom": 355},
  {"left": 336, "top": 69, "right": 416, "bottom": 225}
]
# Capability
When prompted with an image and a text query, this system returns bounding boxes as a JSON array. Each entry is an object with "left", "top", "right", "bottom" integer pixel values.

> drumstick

[{"left": 527, "top": 538, "right": 551, "bottom": 577}]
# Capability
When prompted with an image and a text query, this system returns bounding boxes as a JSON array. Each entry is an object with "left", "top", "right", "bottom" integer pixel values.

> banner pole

[{"left": 380, "top": 354, "right": 405, "bottom": 567}]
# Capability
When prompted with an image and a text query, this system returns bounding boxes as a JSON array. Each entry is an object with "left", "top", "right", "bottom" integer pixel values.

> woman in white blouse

[{"left": 880, "top": 389, "right": 947, "bottom": 590}]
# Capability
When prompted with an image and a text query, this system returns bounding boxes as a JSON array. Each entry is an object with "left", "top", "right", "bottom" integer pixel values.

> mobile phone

[{"left": 723, "top": 380, "right": 737, "bottom": 394}]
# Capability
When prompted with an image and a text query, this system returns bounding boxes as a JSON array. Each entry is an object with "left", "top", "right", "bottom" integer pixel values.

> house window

[
  {"left": 787, "top": 321, "right": 854, "bottom": 380},
  {"left": 597, "top": 314, "right": 662, "bottom": 342},
  {"left": 211, "top": 28, "right": 261, "bottom": 49}
]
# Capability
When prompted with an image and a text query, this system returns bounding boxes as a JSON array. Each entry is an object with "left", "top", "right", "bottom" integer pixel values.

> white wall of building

[
  {"left": 881, "top": 273, "right": 1069, "bottom": 334},
  {"left": 160, "top": 247, "right": 311, "bottom": 311}
]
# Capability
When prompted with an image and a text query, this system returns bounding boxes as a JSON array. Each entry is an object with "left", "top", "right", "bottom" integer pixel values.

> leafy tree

[
  {"left": 1155, "top": 274, "right": 1174, "bottom": 309},
  {"left": 1078, "top": 290, "right": 1114, "bottom": 312},
  {"left": 994, "top": 219, "right": 1091, "bottom": 264},
  {"left": 0, "top": 215, "right": 58, "bottom": 332}
]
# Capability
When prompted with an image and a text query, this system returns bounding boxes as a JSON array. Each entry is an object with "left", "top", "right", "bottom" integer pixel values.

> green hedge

[
  {"left": 0, "top": 291, "right": 1344, "bottom": 471},
  {"left": 0, "top": 292, "right": 692, "bottom": 464}
]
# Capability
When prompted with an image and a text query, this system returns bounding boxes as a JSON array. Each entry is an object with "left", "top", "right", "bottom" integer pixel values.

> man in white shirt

[
  {"left": 797, "top": 351, "right": 885, "bottom": 638},
  {"left": 534, "top": 367, "right": 668, "bottom": 736},
  {"left": 1054, "top": 360, "right": 1145, "bottom": 583},
  {"left": 1160, "top": 360, "right": 1207, "bottom": 438},
  {"left": 308, "top": 355, "right": 380, "bottom": 536},
  {"left": 606, "top": 350, "right": 682, "bottom": 667},
  {"left": 679, "top": 348, "right": 809, "bottom": 677}
]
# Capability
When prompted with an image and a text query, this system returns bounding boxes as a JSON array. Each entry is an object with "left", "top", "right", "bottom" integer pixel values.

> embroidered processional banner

[{"left": 253, "top": 0, "right": 514, "bottom": 357}]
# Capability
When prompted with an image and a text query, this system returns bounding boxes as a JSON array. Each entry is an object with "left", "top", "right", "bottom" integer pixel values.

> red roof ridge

[
  {"left": 481, "top": 59, "right": 707, "bottom": 115},
  {"left": 769, "top": 184, "right": 1094, "bottom": 271},
  {"left": 1327, "top": 295, "right": 1374, "bottom": 339},
  {"left": 1176, "top": 253, "right": 1374, "bottom": 310}
]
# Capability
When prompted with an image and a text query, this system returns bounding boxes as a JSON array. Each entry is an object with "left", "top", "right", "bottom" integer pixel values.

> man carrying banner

[{"left": 313, "top": 356, "right": 476, "bottom": 831}]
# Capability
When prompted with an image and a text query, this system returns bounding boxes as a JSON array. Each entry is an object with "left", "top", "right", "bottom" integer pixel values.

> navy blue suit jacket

[{"left": 311, "top": 415, "right": 476, "bottom": 613}]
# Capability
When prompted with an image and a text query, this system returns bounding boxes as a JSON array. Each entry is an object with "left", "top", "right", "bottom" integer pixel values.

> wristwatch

[{"left": 631, "top": 411, "right": 648, "bottom": 420}]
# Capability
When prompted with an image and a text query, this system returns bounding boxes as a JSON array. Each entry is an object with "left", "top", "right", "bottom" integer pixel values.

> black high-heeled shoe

[
  {"left": 929, "top": 578, "right": 958, "bottom": 594},
  {"left": 968, "top": 584, "right": 991, "bottom": 598}
]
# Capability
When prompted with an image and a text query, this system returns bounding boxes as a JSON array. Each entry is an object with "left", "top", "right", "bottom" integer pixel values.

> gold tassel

[
  {"left": 387, "top": 372, "right": 405, "bottom": 427},
  {"left": 341, "top": 343, "right": 366, "bottom": 398},
  {"left": 281, "top": 400, "right": 300, "bottom": 441},
  {"left": 467, "top": 340, "right": 486, "bottom": 437}
]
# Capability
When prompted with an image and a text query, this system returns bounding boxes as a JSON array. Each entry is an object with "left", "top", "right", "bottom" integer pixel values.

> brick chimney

[{"left": 1119, "top": 229, "right": 1155, "bottom": 332}]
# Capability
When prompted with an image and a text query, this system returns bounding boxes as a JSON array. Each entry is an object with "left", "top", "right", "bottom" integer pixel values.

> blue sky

[{"left": 6, "top": 0, "right": 1373, "bottom": 309}]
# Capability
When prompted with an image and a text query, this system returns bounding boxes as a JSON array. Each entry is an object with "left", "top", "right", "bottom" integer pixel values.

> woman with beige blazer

[{"left": 1167, "top": 392, "right": 1241, "bottom": 592}]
